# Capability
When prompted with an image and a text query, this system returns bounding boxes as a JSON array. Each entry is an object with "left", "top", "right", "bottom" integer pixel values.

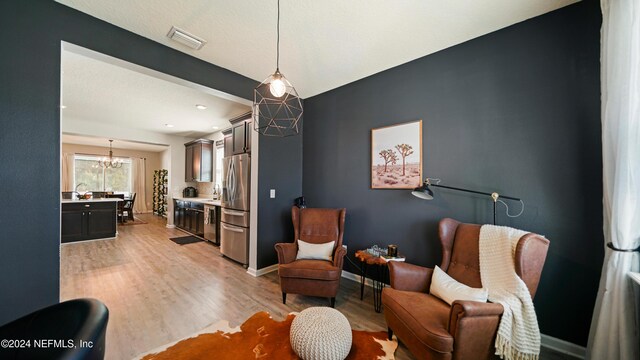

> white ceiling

[
  {"left": 62, "top": 134, "right": 169, "bottom": 152},
  {"left": 57, "top": 0, "right": 578, "bottom": 98},
  {"left": 62, "top": 49, "right": 251, "bottom": 138}
]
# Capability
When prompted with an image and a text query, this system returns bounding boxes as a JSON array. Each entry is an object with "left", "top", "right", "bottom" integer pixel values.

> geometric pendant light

[{"left": 253, "top": 0, "right": 303, "bottom": 137}]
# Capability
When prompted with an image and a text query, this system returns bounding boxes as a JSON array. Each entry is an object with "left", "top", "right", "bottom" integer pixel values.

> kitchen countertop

[
  {"left": 61, "top": 198, "right": 122, "bottom": 203},
  {"left": 173, "top": 197, "right": 221, "bottom": 206}
]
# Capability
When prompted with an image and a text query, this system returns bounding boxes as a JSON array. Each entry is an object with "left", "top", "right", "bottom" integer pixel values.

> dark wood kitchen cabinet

[
  {"left": 223, "top": 128, "right": 232, "bottom": 158},
  {"left": 173, "top": 200, "right": 204, "bottom": 237},
  {"left": 185, "top": 208, "right": 204, "bottom": 235},
  {"left": 61, "top": 209, "right": 84, "bottom": 242},
  {"left": 174, "top": 200, "right": 186, "bottom": 229},
  {"left": 230, "top": 112, "right": 252, "bottom": 155},
  {"left": 185, "top": 139, "right": 214, "bottom": 182},
  {"left": 61, "top": 201, "right": 117, "bottom": 243}
]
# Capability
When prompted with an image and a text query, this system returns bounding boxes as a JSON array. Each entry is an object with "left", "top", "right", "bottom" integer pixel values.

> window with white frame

[
  {"left": 73, "top": 154, "right": 132, "bottom": 194},
  {"left": 215, "top": 143, "right": 224, "bottom": 188}
]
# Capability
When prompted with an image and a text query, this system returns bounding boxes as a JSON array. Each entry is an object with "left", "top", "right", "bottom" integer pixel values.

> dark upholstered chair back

[
  {"left": 292, "top": 207, "right": 346, "bottom": 249},
  {"left": 0, "top": 298, "right": 109, "bottom": 360},
  {"left": 438, "top": 218, "right": 549, "bottom": 298}
]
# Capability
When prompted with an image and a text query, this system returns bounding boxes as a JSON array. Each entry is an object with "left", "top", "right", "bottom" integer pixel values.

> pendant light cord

[{"left": 276, "top": 0, "right": 280, "bottom": 71}]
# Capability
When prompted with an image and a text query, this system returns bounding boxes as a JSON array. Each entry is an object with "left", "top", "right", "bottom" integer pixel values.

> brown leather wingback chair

[
  {"left": 275, "top": 207, "right": 347, "bottom": 307},
  {"left": 382, "top": 218, "right": 549, "bottom": 360}
]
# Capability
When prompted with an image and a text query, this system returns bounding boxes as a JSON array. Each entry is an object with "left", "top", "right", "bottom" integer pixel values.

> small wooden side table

[{"left": 355, "top": 250, "right": 390, "bottom": 312}]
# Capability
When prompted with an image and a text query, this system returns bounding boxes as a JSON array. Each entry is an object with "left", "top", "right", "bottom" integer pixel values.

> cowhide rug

[{"left": 136, "top": 311, "right": 397, "bottom": 360}]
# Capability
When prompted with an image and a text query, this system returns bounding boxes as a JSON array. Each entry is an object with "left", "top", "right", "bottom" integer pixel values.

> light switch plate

[{"left": 270, "top": 189, "right": 276, "bottom": 198}]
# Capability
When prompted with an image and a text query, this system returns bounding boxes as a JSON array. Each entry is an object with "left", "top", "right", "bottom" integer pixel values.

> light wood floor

[{"left": 61, "top": 214, "right": 571, "bottom": 360}]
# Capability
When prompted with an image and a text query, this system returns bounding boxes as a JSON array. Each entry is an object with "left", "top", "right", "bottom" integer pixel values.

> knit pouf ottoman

[{"left": 290, "top": 307, "right": 353, "bottom": 360}]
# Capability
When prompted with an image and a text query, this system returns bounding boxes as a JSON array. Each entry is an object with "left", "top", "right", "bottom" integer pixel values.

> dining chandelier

[
  {"left": 97, "top": 140, "right": 123, "bottom": 169},
  {"left": 253, "top": 0, "right": 303, "bottom": 137}
]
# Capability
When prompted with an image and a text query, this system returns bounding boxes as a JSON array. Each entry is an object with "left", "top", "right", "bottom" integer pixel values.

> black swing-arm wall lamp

[{"left": 411, "top": 178, "right": 524, "bottom": 225}]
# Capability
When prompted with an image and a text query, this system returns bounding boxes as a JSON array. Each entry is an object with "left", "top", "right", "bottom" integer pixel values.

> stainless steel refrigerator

[{"left": 220, "top": 153, "right": 250, "bottom": 266}]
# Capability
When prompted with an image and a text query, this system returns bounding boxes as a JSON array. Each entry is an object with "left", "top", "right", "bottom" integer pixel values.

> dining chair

[
  {"left": 91, "top": 191, "right": 106, "bottom": 199},
  {"left": 124, "top": 193, "right": 136, "bottom": 221},
  {"left": 106, "top": 194, "right": 125, "bottom": 223}
]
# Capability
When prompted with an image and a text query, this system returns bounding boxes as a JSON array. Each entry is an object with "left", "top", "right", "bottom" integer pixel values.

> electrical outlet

[{"left": 270, "top": 189, "right": 276, "bottom": 198}]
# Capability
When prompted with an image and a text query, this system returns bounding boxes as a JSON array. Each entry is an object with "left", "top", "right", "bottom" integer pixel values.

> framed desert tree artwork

[{"left": 371, "top": 120, "right": 422, "bottom": 189}]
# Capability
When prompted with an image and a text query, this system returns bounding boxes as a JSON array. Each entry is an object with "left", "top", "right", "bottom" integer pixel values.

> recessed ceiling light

[
  {"left": 165, "top": 124, "right": 175, "bottom": 128},
  {"left": 195, "top": 104, "right": 207, "bottom": 110},
  {"left": 212, "top": 126, "right": 219, "bottom": 130}
]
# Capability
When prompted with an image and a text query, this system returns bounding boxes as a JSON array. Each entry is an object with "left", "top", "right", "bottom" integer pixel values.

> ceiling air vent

[{"left": 167, "top": 26, "right": 207, "bottom": 50}]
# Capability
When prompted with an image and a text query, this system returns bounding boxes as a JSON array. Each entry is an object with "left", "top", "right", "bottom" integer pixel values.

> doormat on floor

[
  {"left": 169, "top": 236, "right": 203, "bottom": 245},
  {"left": 135, "top": 311, "right": 397, "bottom": 360}
]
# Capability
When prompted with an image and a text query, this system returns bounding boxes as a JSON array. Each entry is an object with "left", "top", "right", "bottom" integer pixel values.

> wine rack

[{"left": 153, "top": 169, "right": 168, "bottom": 217}]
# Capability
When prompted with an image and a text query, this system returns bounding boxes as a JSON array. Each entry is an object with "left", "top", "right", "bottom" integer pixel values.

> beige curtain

[
  {"left": 61, "top": 153, "right": 75, "bottom": 191},
  {"left": 132, "top": 158, "right": 148, "bottom": 213}
]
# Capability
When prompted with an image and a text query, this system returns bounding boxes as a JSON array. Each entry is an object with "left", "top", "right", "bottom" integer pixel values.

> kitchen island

[{"left": 61, "top": 198, "right": 120, "bottom": 243}]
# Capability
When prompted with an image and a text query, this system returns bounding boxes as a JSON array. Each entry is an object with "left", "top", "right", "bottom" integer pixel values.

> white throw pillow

[
  {"left": 296, "top": 240, "right": 335, "bottom": 261},
  {"left": 429, "top": 265, "right": 488, "bottom": 305}
]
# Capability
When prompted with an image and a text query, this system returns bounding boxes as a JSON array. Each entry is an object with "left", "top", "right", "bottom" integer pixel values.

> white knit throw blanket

[{"left": 479, "top": 225, "right": 541, "bottom": 360}]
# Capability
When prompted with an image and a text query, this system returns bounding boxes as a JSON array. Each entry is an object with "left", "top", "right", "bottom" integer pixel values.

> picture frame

[{"left": 371, "top": 120, "right": 422, "bottom": 189}]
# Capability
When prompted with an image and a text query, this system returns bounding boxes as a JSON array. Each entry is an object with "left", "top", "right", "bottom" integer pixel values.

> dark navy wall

[
  {"left": 256, "top": 133, "right": 303, "bottom": 269},
  {"left": 0, "top": 0, "right": 301, "bottom": 325},
  {"left": 302, "top": 1, "right": 601, "bottom": 346}
]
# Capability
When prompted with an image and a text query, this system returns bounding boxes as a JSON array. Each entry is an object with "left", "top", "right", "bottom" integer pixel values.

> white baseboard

[
  {"left": 247, "top": 263, "right": 278, "bottom": 277},
  {"left": 540, "top": 334, "right": 585, "bottom": 359},
  {"left": 61, "top": 236, "right": 116, "bottom": 245},
  {"left": 165, "top": 224, "right": 175, "bottom": 229},
  {"left": 342, "top": 270, "right": 585, "bottom": 359},
  {"left": 342, "top": 269, "right": 374, "bottom": 287},
  {"left": 246, "top": 267, "right": 257, "bottom": 276}
]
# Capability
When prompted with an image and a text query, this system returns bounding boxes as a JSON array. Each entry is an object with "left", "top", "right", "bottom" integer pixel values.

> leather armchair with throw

[
  {"left": 275, "top": 207, "right": 347, "bottom": 307},
  {"left": 382, "top": 218, "right": 549, "bottom": 360}
]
